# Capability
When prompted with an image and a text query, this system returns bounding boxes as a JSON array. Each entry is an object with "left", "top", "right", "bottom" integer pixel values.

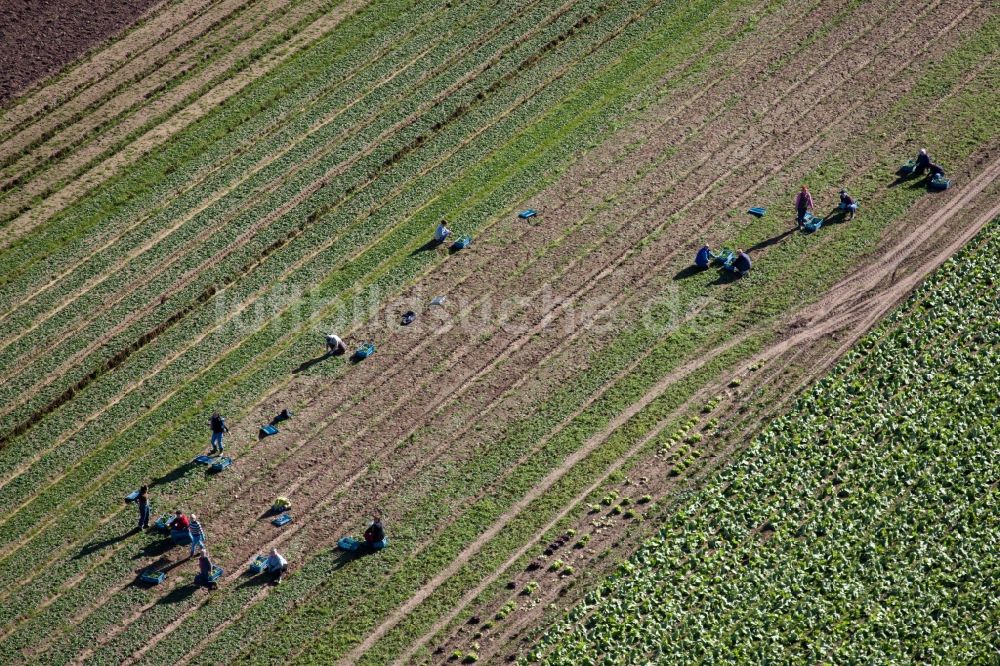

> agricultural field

[{"left": 0, "top": 0, "right": 997, "bottom": 664}]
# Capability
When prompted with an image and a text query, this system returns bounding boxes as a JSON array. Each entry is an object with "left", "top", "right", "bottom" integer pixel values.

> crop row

[{"left": 527, "top": 220, "right": 1000, "bottom": 664}]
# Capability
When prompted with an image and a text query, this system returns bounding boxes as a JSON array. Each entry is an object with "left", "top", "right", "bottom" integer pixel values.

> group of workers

[
  {"left": 133, "top": 413, "right": 387, "bottom": 591},
  {"left": 696, "top": 147, "right": 948, "bottom": 275}
]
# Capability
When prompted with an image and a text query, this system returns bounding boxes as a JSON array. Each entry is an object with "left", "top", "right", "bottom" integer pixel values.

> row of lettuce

[{"left": 527, "top": 218, "right": 1000, "bottom": 664}]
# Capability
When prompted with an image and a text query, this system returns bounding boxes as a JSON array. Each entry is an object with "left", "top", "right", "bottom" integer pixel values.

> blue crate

[
  {"left": 451, "top": 235, "right": 472, "bottom": 250},
  {"left": 124, "top": 489, "right": 140, "bottom": 503},
  {"left": 210, "top": 457, "right": 232, "bottom": 473},
  {"left": 517, "top": 209, "right": 537, "bottom": 219},
  {"left": 353, "top": 343, "right": 375, "bottom": 360},
  {"left": 747, "top": 207, "right": 766, "bottom": 218},
  {"left": 929, "top": 175, "right": 951, "bottom": 191},
  {"left": 140, "top": 570, "right": 165, "bottom": 585},
  {"left": 802, "top": 212, "right": 823, "bottom": 232},
  {"left": 153, "top": 514, "right": 173, "bottom": 533},
  {"left": 250, "top": 555, "right": 269, "bottom": 574},
  {"left": 272, "top": 513, "right": 293, "bottom": 527},
  {"left": 194, "top": 454, "right": 214, "bottom": 465},
  {"left": 259, "top": 424, "right": 279, "bottom": 437}
]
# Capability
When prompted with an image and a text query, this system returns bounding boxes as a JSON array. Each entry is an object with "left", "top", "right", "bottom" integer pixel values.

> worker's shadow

[
  {"left": 888, "top": 173, "right": 916, "bottom": 188},
  {"left": 150, "top": 461, "right": 197, "bottom": 487},
  {"left": 410, "top": 239, "right": 445, "bottom": 256},
  {"left": 159, "top": 584, "right": 198, "bottom": 605},
  {"left": 74, "top": 530, "right": 135, "bottom": 559},
  {"left": 673, "top": 265, "right": 707, "bottom": 281},
  {"left": 711, "top": 270, "right": 742, "bottom": 286},
  {"left": 293, "top": 355, "right": 325, "bottom": 374},
  {"left": 135, "top": 537, "right": 178, "bottom": 559},
  {"left": 746, "top": 228, "right": 795, "bottom": 253}
]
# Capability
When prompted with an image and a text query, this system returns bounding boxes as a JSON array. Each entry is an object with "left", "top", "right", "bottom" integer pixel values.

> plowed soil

[{"left": 0, "top": 0, "right": 163, "bottom": 104}]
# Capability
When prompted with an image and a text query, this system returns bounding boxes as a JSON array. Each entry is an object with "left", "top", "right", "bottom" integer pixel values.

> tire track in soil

[
  {"left": 378, "top": 156, "right": 1000, "bottom": 666},
  {"left": 3, "top": 0, "right": 984, "bottom": 648},
  {"left": 0, "top": 0, "right": 603, "bottom": 428},
  {"left": 125, "top": 5, "right": 984, "bottom": 656}
]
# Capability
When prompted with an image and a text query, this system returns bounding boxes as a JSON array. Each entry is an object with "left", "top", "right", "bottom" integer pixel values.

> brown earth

[{"left": 0, "top": 0, "right": 165, "bottom": 105}]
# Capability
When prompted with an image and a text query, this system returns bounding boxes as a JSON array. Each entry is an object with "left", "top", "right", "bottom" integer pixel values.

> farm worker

[
  {"left": 209, "top": 412, "right": 229, "bottom": 454},
  {"left": 267, "top": 547, "right": 289, "bottom": 584},
  {"left": 325, "top": 333, "right": 347, "bottom": 356},
  {"left": 694, "top": 245, "right": 712, "bottom": 269},
  {"left": 839, "top": 189, "right": 858, "bottom": 221},
  {"left": 731, "top": 249, "right": 752, "bottom": 276},
  {"left": 364, "top": 514, "right": 386, "bottom": 549},
  {"left": 171, "top": 510, "right": 190, "bottom": 532},
  {"left": 197, "top": 548, "right": 217, "bottom": 589},
  {"left": 794, "top": 185, "right": 814, "bottom": 227},
  {"left": 189, "top": 513, "right": 206, "bottom": 557},
  {"left": 136, "top": 485, "right": 151, "bottom": 530},
  {"left": 914, "top": 148, "right": 931, "bottom": 175},
  {"left": 928, "top": 163, "right": 945, "bottom": 179},
  {"left": 434, "top": 220, "right": 452, "bottom": 243}
]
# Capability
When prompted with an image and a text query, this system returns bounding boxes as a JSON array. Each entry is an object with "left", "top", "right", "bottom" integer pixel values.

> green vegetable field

[{"left": 0, "top": 0, "right": 997, "bottom": 663}]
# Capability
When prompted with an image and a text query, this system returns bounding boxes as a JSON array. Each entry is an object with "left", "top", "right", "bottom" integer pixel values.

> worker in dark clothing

[
  {"left": 136, "top": 485, "right": 151, "bottom": 530},
  {"left": 364, "top": 514, "right": 387, "bottom": 551},
  {"left": 928, "top": 163, "right": 945, "bottom": 178},
  {"left": 731, "top": 249, "right": 752, "bottom": 276},
  {"left": 795, "top": 185, "right": 814, "bottom": 227},
  {"left": 839, "top": 189, "right": 858, "bottom": 221},
  {"left": 914, "top": 148, "right": 931, "bottom": 175},
  {"left": 196, "top": 548, "right": 218, "bottom": 589},
  {"left": 209, "top": 412, "right": 230, "bottom": 454},
  {"left": 694, "top": 245, "right": 713, "bottom": 269}
]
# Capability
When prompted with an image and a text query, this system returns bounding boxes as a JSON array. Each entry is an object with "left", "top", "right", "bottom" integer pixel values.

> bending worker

[
  {"left": 325, "top": 332, "right": 347, "bottom": 356},
  {"left": 434, "top": 220, "right": 452, "bottom": 243},
  {"left": 731, "top": 249, "right": 752, "bottom": 277},
  {"left": 914, "top": 148, "right": 932, "bottom": 175},
  {"left": 695, "top": 244, "right": 713, "bottom": 269},
  {"left": 839, "top": 189, "right": 858, "bottom": 221}
]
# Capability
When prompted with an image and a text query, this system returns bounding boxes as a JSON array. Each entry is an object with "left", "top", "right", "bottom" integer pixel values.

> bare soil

[{"left": 0, "top": 0, "right": 165, "bottom": 105}]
